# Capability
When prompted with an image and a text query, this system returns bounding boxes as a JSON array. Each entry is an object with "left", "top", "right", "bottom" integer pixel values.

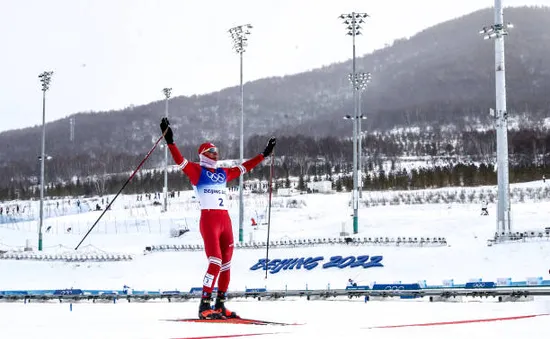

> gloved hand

[
  {"left": 160, "top": 117, "right": 174, "bottom": 144},
  {"left": 262, "top": 137, "right": 276, "bottom": 157}
]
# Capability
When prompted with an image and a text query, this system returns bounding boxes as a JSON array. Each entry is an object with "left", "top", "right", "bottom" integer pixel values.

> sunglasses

[{"left": 201, "top": 147, "right": 218, "bottom": 154}]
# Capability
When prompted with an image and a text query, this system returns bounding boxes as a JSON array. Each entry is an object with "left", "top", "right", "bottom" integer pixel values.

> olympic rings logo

[
  {"left": 471, "top": 283, "right": 485, "bottom": 288},
  {"left": 384, "top": 286, "right": 405, "bottom": 291},
  {"left": 206, "top": 171, "right": 226, "bottom": 183}
]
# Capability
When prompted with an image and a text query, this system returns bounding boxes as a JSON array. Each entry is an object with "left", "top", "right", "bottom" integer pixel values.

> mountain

[{"left": 1, "top": 6, "right": 550, "bottom": 186}]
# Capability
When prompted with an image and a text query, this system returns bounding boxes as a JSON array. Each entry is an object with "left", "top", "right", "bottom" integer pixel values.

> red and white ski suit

[{"left": 168, "top": 144, "right": 265, "bottom": 294}]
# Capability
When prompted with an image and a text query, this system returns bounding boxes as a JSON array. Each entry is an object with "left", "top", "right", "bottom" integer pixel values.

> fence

[
  {"left": 1, "top": 283, "right": 550, "bottom": 303},
  {"left": 0, "top": 194, "right": 273, "bottom": 235}
]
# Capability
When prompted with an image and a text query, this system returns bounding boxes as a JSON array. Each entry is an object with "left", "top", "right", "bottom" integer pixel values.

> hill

[{"left": 1, "top": 6, "right": 550, "bottom": 190}]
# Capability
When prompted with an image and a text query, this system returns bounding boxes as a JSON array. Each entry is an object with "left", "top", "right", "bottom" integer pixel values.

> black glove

[
  {"left": 160, "top": 117, "right": 174, "bottom": 144},
  {"left": 262, "top": 137, "right": 276, "bottom": 157}
]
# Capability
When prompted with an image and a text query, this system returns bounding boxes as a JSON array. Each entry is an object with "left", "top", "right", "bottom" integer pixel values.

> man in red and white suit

[{"left": 160, "top": 118, "right": 276, "bottom": 319}]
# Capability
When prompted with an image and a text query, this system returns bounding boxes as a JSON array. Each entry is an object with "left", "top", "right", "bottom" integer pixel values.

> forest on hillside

[{"left": 1, "top": 127, "right": 548, "bottom": 201}]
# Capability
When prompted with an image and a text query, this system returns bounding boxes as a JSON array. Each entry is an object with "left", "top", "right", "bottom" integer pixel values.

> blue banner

[
  {"left": 53, "top": 289, "right": 83, "bottom": 296},
  {"left": 189, "top": 287, "right": 217, "bottom": 294},
  {"left": 0, "top": 290, "right": 29, "bottom": 296},
  {"left": 372, "top": 283, "right": 421, "bottom": 291},
  {"left": 345, "top": 285, "right": 371, "bottom": 291},
  {"left": 161, "top": 290, "right": 181, "bottom": 295},
  {"left": 464, "top": 282, "right": 496, "bottom": 289},
  {"left": 372, "top": 283, "right": 422, "bottom": 299}
]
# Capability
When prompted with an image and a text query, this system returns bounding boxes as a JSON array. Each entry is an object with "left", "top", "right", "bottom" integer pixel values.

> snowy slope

[
  {"left": 1, "top": 181, "right": 549, "bottom": 292},
  {"left": 1, "top": 182, "right": 550, "bottom": 339}
]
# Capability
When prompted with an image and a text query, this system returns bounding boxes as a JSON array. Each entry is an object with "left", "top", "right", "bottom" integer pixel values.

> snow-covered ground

[
  {"left": 1, "top": 299, "right": 549, "bottom": 339},
  {"left": 1, "top": 180, "right": 550, "bottom": 338}
]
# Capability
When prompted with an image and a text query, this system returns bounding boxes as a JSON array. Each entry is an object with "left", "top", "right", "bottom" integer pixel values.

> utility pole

[
  {"left": 480, "top": 0, "right": 513, "bottom": 239},
  {"left": 69, "top": 117, "right": 75, "bottom": 142},
  {"left": 339, "top": 12, "right": 368, "bottom": 234},
  {"left": 38, "top": 70, "right": 53, "bottom": 251},
  {"left": 229, "top": 23, "right": 253, "bottom": 243}
]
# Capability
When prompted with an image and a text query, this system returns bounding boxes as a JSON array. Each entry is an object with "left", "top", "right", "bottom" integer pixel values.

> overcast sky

[{"left": 0, "top": 0, "right": 548, "bottom": 133}]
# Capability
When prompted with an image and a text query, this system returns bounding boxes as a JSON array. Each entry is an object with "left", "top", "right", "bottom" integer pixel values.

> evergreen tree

[{"left": 298, "top": 175, "right": 306, "bottom": 191}]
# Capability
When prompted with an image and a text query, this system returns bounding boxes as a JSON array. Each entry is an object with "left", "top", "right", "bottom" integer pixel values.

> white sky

[{"left": 0, "top": 0, "right": 549, "bottom": 133}]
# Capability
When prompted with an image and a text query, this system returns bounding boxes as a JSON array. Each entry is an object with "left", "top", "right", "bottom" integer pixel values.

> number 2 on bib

[{"left": 218, "top": 198, "right": 224, "bottom": 207}]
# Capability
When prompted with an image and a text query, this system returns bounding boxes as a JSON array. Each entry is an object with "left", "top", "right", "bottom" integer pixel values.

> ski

[{"left": 164, "top": 318, "right": 299, "bottom": 326}]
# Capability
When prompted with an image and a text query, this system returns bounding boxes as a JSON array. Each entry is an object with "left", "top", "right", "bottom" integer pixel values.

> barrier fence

[
  {"left": 0, "top": 196, "right": 271, "bottom": 236},
  {"left": 2, "top": 280, "right": 550, "bottom": 303}
]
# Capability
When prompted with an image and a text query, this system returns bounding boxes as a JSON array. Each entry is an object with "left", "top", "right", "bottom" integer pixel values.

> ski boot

[
  {"left": 214, "top": 291, "right": 239, "bottom": 319},
  {"left": 198, "top": 293, "right": 225, "bottom": 320}
]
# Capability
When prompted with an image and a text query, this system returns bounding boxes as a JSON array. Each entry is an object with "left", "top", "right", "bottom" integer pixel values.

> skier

[
  {"left": 480, "top": 200, "right": 488, "bottom": 216},
  {"left": 160, "top": 117, "right": 276, "bottom": 320}
]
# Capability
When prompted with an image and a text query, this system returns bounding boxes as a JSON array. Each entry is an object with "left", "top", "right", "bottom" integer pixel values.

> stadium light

[
  {"left": 229, "top": 23, "right": 253, "bottom": 243},
  {"left": 38, "top": 70, "right": 53, "bottom": 251},
  {"left": 479, "top": 0, "right": 513, "bottom": 240},
  {"left": 339, "top": 11, "right": 369, "bottom": 234},
  {"left": 349, "top": 72, "right": 372, "bottom": 198},
  {"left": 162, "top": 87, "right": 172, "bottom": 213}
]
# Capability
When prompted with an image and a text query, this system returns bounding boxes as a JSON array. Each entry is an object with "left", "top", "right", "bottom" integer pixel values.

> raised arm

[
  {"left": 224, "top": 137, "right": 277, "bottom": 182},
  {"left": 160, "top": 118, "right": 201, "bottom": 185}
]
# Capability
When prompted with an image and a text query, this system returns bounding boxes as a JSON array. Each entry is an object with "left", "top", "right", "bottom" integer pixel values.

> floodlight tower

[
  {"left": 339, "top": 12, "right": 368, "bottom": 234},
  {"left": 479, "top": 0, "right": 514, "bottom": 239},
  {"left": 348, "top": 72, "right": 372, "bottom": 198},
  {"left": 69, "top": 117, "right": 75, "bottom": 142},
  {"left": 162, "top": 87, "right": 172, "bottom": 213},
  {"left": 229, "top": 23, "right": 253, "bottom": 243},
  {"left": 38, "top": 70, "right": 53, "bottom": 251}
]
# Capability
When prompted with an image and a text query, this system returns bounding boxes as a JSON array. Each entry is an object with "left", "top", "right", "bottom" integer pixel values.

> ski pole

[
  {"left": 75, "top": 129, "right": 168, "bottom": 250},
  {"left": 264, "top": 150, "right": 275, "bottom": 279}
]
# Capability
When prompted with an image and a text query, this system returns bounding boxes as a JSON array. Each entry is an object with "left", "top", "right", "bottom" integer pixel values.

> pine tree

[
  {"left": 335, "top": 178, "right": 343, "bottom": 192},
  {"left": 298, "top": 175, "right": 305, "bottom": 191}
]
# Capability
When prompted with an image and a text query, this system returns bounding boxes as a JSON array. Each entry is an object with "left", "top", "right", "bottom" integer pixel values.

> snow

[
  {"left": 1, "top": 298, "right": 549, "bottom": 339},
  {"left": 1, "top": 180, "right": 550, "bottom": 338}
]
